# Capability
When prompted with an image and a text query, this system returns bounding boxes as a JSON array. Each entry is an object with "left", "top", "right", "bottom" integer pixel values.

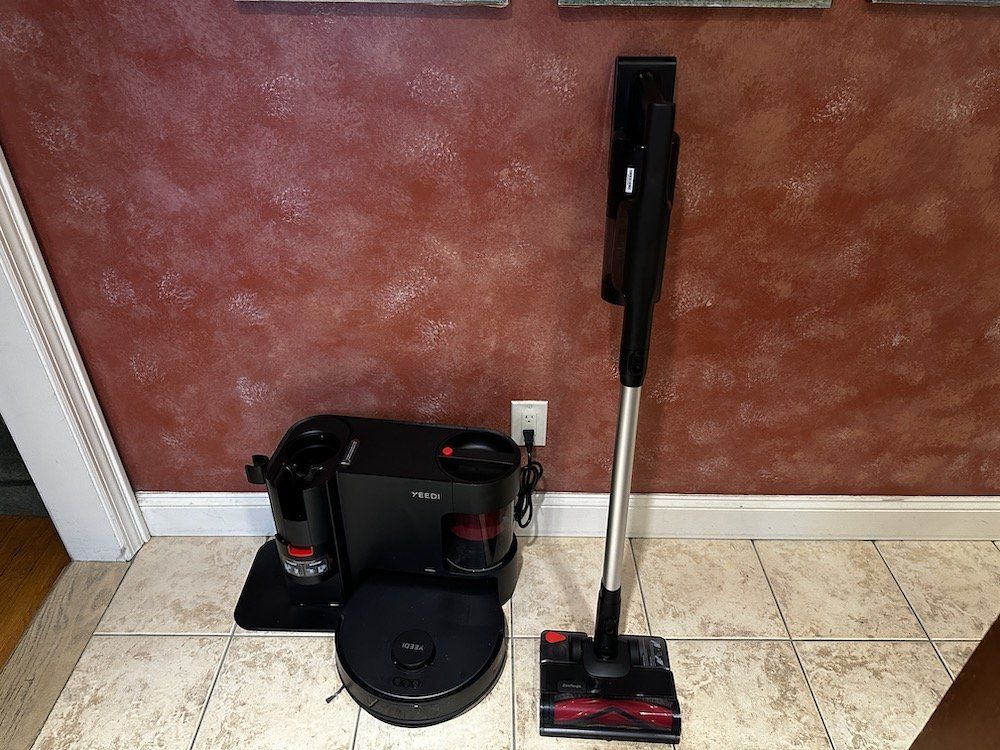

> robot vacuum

[{"left": 335, "top": 571, "right": 508, "bottom": 725}]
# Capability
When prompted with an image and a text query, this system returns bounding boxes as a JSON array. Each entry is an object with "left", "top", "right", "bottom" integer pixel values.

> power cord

[{"left": 514, "top": 428, "right": 543, "bottom": 528}]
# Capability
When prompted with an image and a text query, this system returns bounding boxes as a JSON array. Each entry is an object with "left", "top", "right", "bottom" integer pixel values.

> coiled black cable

[{"left": 514, "top": 429, "right": 543, "bottom": 528}]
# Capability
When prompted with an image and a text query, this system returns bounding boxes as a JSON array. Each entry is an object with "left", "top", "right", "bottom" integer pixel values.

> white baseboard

[{"left": 136, "top": 491, "right": 1000, "bottom": 540}]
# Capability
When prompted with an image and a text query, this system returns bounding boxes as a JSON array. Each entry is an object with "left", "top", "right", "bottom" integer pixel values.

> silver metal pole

[{"left": 600, "top": 384, "right": 641, "bottom": 592}]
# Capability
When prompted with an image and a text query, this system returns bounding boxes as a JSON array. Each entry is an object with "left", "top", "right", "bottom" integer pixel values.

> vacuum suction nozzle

[
  {"left": 548, "top": 696, "right": 678, "bottom": 732},
  {"left": 539, "top": 630, "right": 682, "bottom": 745}
]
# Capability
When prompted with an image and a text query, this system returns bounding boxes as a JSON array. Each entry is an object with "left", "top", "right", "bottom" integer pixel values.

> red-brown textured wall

[{"left": 0, "top": 1, "right": 998, "bottom": 494}]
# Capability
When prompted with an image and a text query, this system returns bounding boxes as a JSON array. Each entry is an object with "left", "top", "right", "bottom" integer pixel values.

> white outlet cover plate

[{"left": 510, "top": 400, "right": 547, "bottom": 446}]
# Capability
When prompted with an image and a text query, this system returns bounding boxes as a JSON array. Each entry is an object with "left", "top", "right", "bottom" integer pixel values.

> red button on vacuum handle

[
  {"left": 544, "top": 631, "right": 567, "bottom": 644},
  {"left": 287, "top": 545, "right": 314, "bottom": 558}
]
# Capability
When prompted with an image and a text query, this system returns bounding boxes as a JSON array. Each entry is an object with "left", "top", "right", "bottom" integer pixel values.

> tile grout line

[
  {"left": 788, "top": 640, "right": 837, "bottom": 750},
  {"left": 509, "top": 585, "right": 515, "bottom": 642},
  {"left": 751, "top": 540, "right": 836, "bottom": 750},
  {"left": 187, "top": 624, "right": 235, "bottom": 750},
  {"left": 871, "top": 542, "right": 954, "bottom": 680},
  {"left": 509, "top": 637, "right": 517, "bottom": 750},
  {"left": 230, "top": 632, "right": 334, "bottom": 637},
  {"left": 28, "top": 559, "right": 135, "bottom": 748},
  {"left": 749, "top": 542, "right": 796, "bottom": 643},
  {"left": 922, "top": 637, "right": 987, "bottom": 643},
  {"left": 513, "top": 634, "right": 810, "bottom": 642},
  {"left": 94, "top": 631, "right": 237, "bottom": 637},
  {"left": 515, "top": 631, "right": 953, "bottom": 645},
  {"left": 509, "top": 596, "right": 517, "bottom": 750},
  {"left": 786, "top": 638, "right": 967, "bottom": 647},
  {"left": 629, "top": 538, "right": 653, "bottom": 636}
]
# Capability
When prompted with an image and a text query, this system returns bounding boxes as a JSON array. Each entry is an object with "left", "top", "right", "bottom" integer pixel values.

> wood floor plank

[
  {"left": 0, "top": 516, "right": 31, "bottom": 560},
  {"left": 0, "top": 561, "right": 128, "bottom": 750},
  {"left": 0, "top": 516, "right": 70, "bottom": 666},
  {"left": 910, "top": 616, "right": 1000, "bottom": 749},
  {"left": 0, "top": 516, "right": 18, "bottom": 548}
]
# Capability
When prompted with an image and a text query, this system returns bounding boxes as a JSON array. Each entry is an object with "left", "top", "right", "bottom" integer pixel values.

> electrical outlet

[{"left": 510, "top": 400, "right": 547, "bottom": 447}]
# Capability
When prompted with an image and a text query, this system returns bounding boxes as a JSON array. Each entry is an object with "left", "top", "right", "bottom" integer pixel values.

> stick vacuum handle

[{"left": 618, "top": 87, "right": 679, "bottom": 388}]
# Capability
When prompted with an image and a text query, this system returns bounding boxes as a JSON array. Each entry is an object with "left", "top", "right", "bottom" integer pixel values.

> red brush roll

[{"left": 552, "top": 697, "right": 677, "bottom": 731}]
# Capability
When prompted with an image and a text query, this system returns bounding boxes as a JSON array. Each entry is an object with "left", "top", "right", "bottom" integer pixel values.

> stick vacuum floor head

[{"left": 539, "top": 631, "right": 681, "bottom": 744}]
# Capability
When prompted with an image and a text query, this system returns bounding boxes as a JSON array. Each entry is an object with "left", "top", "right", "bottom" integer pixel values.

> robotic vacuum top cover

[{"left": 335, "top": 571, "right": 507, "bottom": 726}]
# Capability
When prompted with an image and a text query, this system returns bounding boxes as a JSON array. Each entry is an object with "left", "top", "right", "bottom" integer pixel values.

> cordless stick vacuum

[{"left": 539, "top": 57, "right": 682, "bottom": 745}]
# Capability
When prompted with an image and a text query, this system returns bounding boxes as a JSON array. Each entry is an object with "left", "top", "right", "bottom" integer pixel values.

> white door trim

[
  {"left": 137, "top": 490, "right": 1000, "bottom": 540},
  {"left": 0, "top": 146, "right": 148, "bottom": 560}
]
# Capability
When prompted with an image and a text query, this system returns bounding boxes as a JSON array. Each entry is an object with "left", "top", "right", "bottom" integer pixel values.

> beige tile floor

[{"left": 30, "top": 537, "right": 1000, "bottom": 750}]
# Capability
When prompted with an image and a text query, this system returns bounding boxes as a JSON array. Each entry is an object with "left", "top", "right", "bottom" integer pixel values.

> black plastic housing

[
  {"left": 245, "top": 415, "right": 349, "bottom": 589},
  {"left": 594, "top": 585, "right": 622, "bottom": 659},
  {"left": 539, "top": 630, "right": 682, "bottom": 745},
  {"left": 336, "top": 571, "right": 507, "bottom": 726},
  {"left": 236, "top": 415, "right": 523, "bottom": 632},
  {"left": 602, "top": 57, "right": 680, "bottom": 388}
]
